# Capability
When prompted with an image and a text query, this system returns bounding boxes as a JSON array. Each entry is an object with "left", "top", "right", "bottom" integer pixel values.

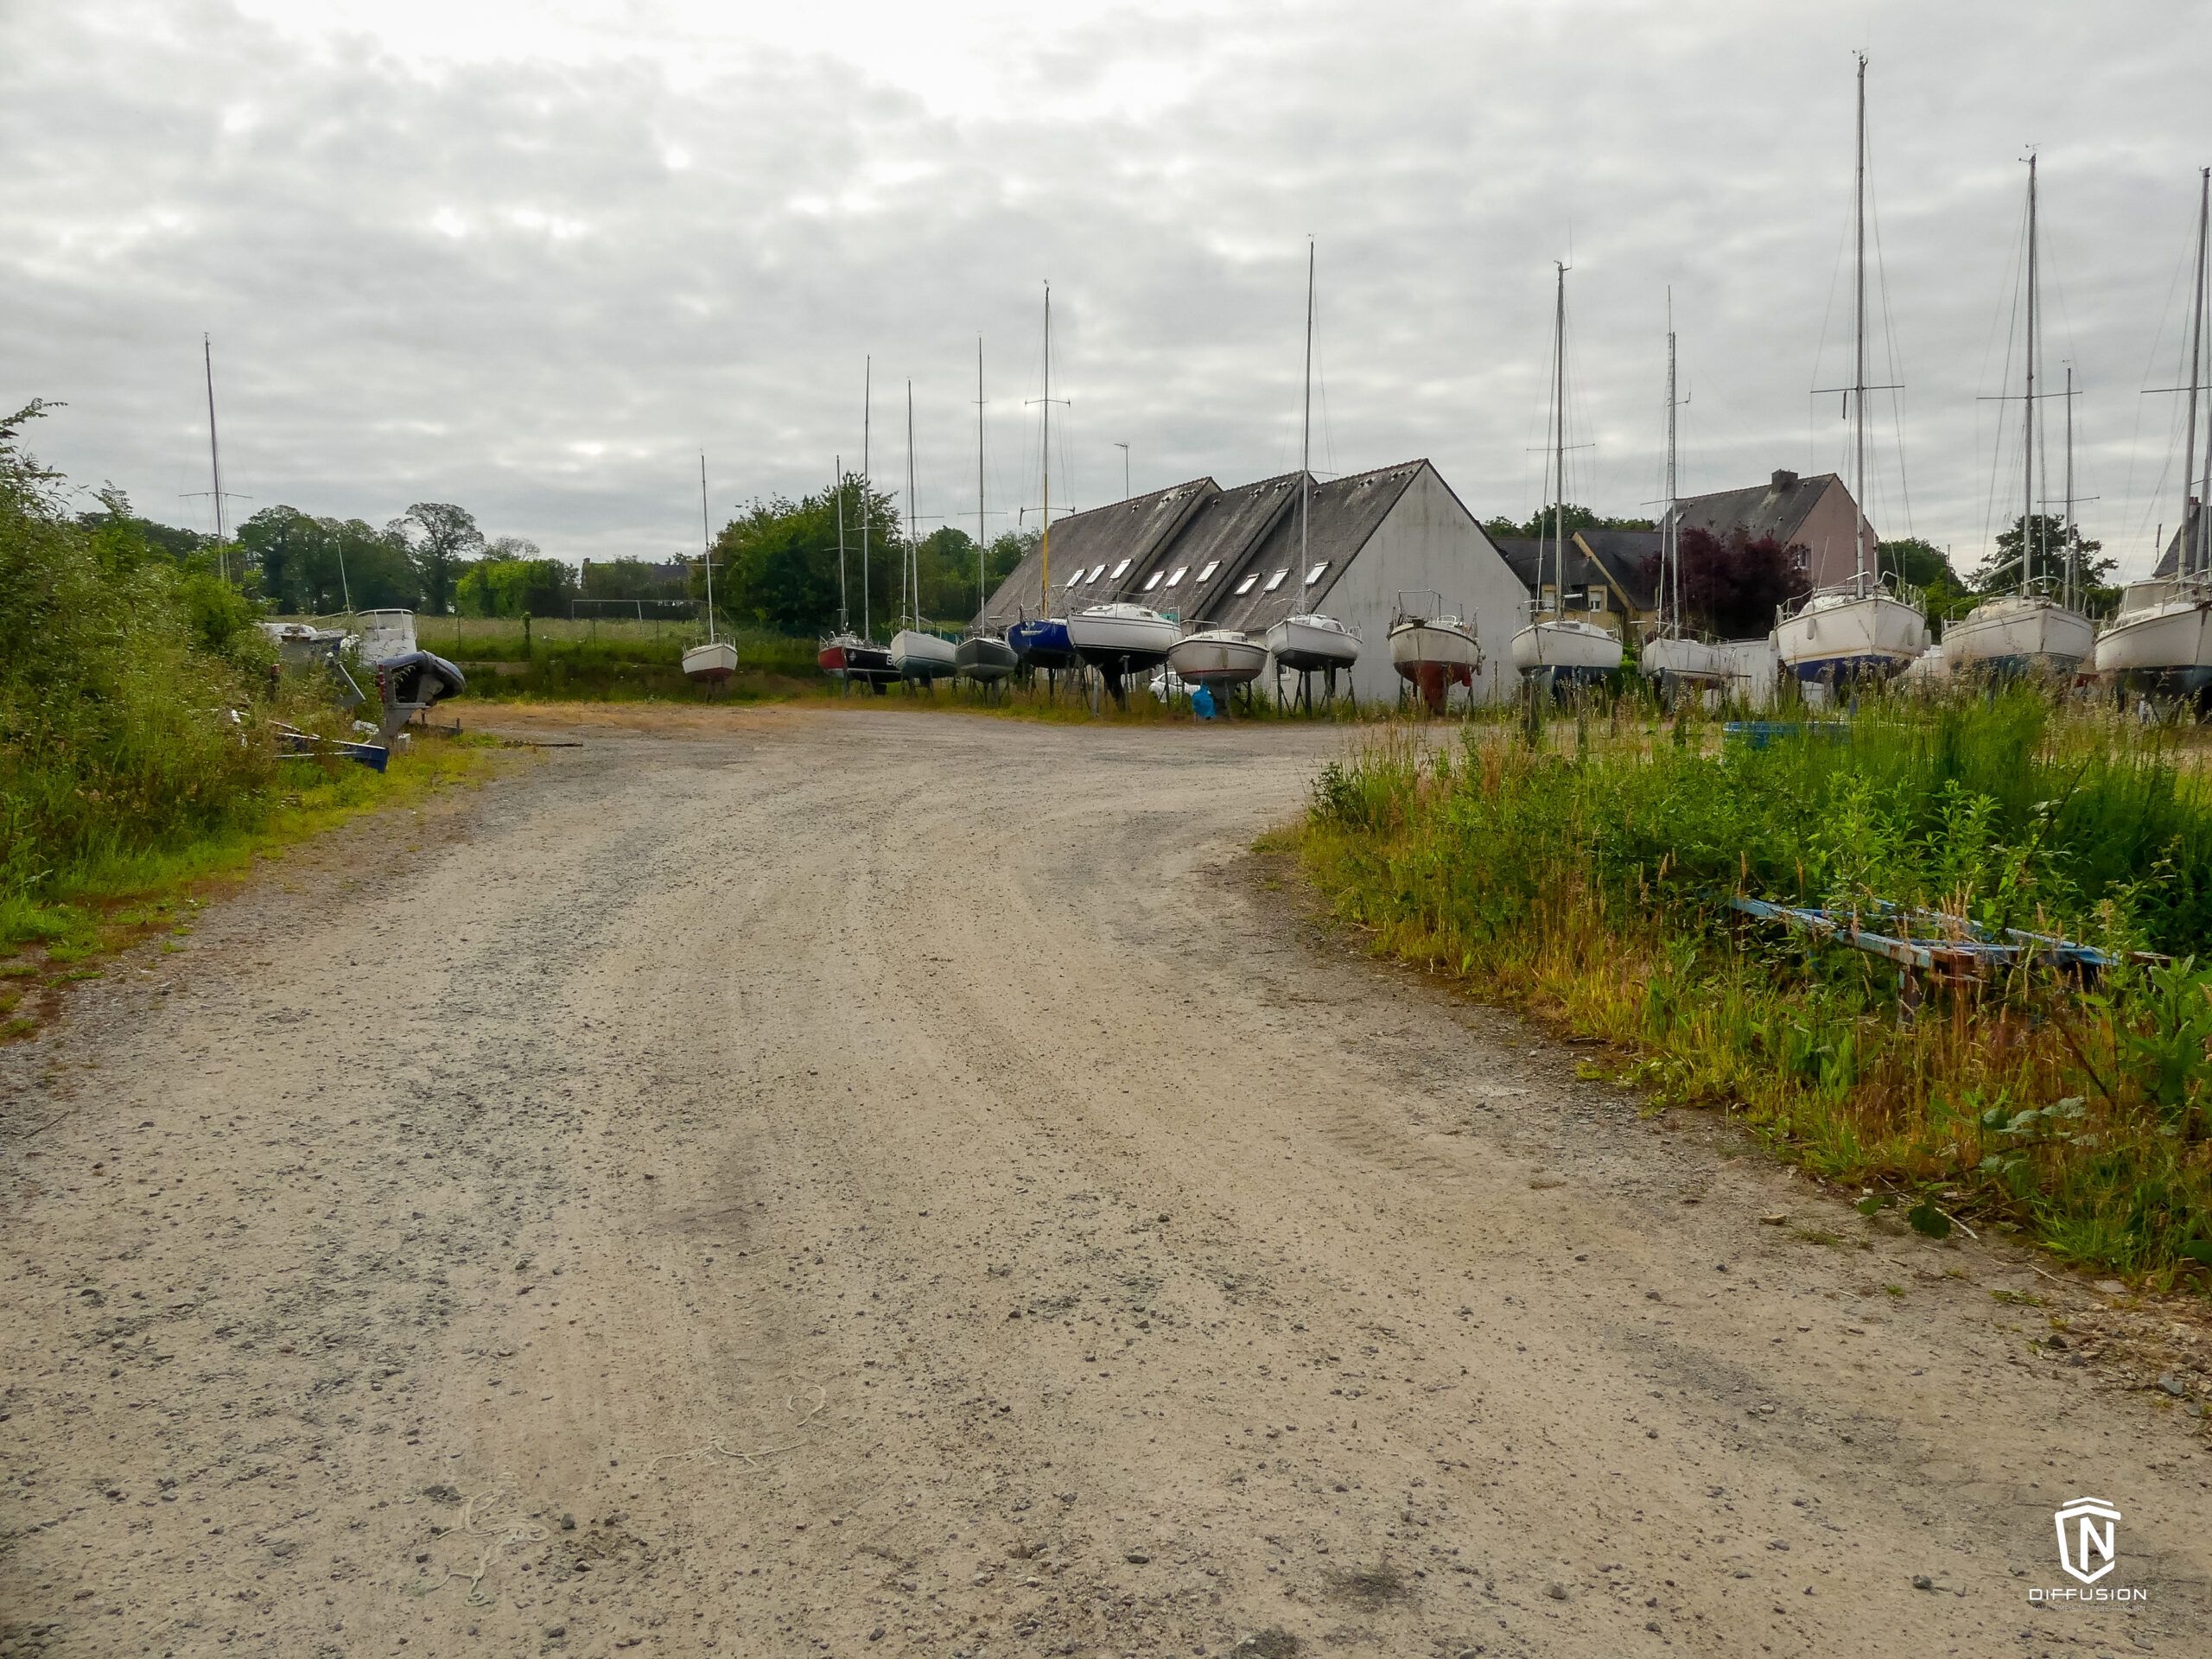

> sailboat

[
  {"left": 1006, "top": 283, "right": 1079, "bottom": 675},
  {"left": 956, "top": 338, "right": 1019, "bottom": 685},
  {"left": 683, "top": 454, "right": 739, "bottom": 685},
  {"left": 1640, "top": 296, "right": 1728, "bottom": 700},
  {"left": 822, "top": 361, "right": 898, "bottom": 692},
  {"left": 890, "top": 381, "right": 958, "bottom": 685},
  {"left": 1254, "top": 238, "right": 1362, "bottom": 700},
  {"left": 1946, "top": 154, "right": 2095, "bottom": 681},
  {"left": 2094, "top": 167, "right": 2212, "bottom": 705},
  {"left": 1389, "top": 590, "right": 1481, "bottom": 713},
  {"left": 1509, "top": 262, "right": 1624, "bottom": 690},
  {"left": 1775, "top": 55, "right": 1930, "bottom": 684}
]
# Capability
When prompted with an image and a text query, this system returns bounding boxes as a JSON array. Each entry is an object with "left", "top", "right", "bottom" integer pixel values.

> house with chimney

[{"left": 1663, "top": 469, "right": 1877, "bottom": 590}]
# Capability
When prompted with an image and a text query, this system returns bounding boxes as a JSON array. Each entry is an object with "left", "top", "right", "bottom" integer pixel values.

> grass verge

[
  {"left": 0, "top": 731, "right": 508, "bottom": 1045},
  {"left": 1294, "top": 691, "right": 2212, "bottom": 1287}
]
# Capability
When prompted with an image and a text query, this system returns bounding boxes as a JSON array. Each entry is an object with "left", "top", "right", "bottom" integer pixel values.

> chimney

[{"left": 1770, "top": 469, "right": 1799, "bottom": 493}]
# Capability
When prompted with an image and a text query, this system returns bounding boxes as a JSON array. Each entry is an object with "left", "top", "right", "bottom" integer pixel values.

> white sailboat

[
  {"left": 1640, "top": 295, "right": 1728, "bottom": 698},
  {"left": 2094, "top": 167, "right": 2212, "bottom": 704},
  {"left": 1266, "top": 238, "right": 1361, "bottom": 704},
  {"left": 956, "top": 338, "right": 1019, "bottom": 685},
  {"left": 890, "top": 381, "right": 957, "bottom": 683},
  {"left": 1266, "top": 613, "right": 1361, "bottom": 676},
  {"left": 1168, "top": 627, "right": 1268, "bottom": 690},
  {"left": 1510, "top": 261, "right": 1624, "bottom": 690},
  {"left": 1946, "top": 154, "right": 2094, "bottom": 681},
  {"left": 1776, "top": 55, "right": 1929, "bottom": 685},
  {"left": 683, "top": 453, "right": 739, "bottom": 685}
]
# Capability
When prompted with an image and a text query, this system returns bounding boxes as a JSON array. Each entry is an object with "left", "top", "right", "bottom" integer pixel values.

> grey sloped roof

[
  {"left": 2152, "top": 499, "right": 2203, "bottom": 577},
  {"left": 1109, "top": 471, "right": 1303, "bottom": 624},
  {"left": 974, "top": 478, "right": 1217, "bottom": 630},
  {"left": 1492, "top": 537, "right": 1605, "bottom": 596},
  {"left": 1198, "top": 461, "right": 1427, "bottom": 635},
  {"left": 1575, "top": 530, "right": 1662, "bottom": 612},
  {"left": 1665, "top": 470, "right": 1834, "bottom": 547}
]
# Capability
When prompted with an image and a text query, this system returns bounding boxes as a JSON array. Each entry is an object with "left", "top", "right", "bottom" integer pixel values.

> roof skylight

[
  {"left": 1085, "top": 563, "right": 1107, "bottom": 583},
  {"left": 1262, "top": 569, "right": 1288, "bottom": 592},
  {"left": 1304, "top": 561, "right": 1330, "bottom": 586},
  {"left": 1165, "top": 565, "right": 1188, "bottom": 588},
  {"left": 1109, "top": 558, "right": 1132, "bottom": 579},
  {"left": 1142, "top": 570, "right": 1163, "bottom": 590},
  {"left": 1197, "top": 561, "right": 1220, "bottom": 582},
  {"left": 1233, "top": 574, "right": 1259, "bottom": 595}
]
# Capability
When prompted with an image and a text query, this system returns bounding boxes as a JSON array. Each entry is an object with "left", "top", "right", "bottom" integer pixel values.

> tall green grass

[{"left": 1302, "top": 692, "right": 2212, "bottom": 1282}]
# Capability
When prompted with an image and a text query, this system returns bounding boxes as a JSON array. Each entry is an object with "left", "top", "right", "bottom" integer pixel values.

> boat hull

[
  {"left": 1776, "top": 593, "right": 1929, "bottom": 682},
  {"left": 1006, "top": 617, "right": 1077, "bottom": 671},
  {"left": 2092, "top": 597, "right": 2212, "bottom": 701},
  {"left": 1266, "top": 614, "right": 1361, "bottom": 673},
  {"left": 820, "top": 636, "right": 899, "bottom": 690},
  {"left": 1389, "top": 620, "right": 1480, "bottom": 712},
  {"left": 1942, "top": 597, "right": 2094, "bottom": 680},
  {"left": 682, "top": 640, "right": 738, "bottom": 684},
  {"left": 891, "top": 630, "right": 959, "bottom": 682},
  {"left": 1069, "top": 607, "right": 1179, "bottom": 688},
  {"left": 1638, "top": 635, "right": 1728, "bottom": 684},
  {"left": 954, "top": 635, "right": 1020, "bottom": 682},
  {"left": 1509, "top": 620, "right": 1621, "bottom": 683},
  {"left": 1168, "top": 630, "right": 1268, "bottom": 689}
]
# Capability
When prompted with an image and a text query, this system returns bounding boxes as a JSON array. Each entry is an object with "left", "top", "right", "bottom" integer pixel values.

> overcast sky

[{"left": 6, "top": 0, "right": 2211, "bottom": 579}]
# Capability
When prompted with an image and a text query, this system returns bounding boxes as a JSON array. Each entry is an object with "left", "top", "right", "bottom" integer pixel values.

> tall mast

[
  {"left": 1551, "top": 260, "right": 1567, "bottom": 619},
  {"left": 1301, "top": 237, "right": 1314, "bottom": 582},
  {"left": 1665, "top": 289, "right": 1679, "bottom": 637},
  {"left": 976, "top": 337, "right": 987, "bottom": 620},
  {"left": 835, "top": 454, "right": 848, "bottom": 633},
  {"left": 861, "top": 359, "right": 873, "bottom": 639},
  {"left": 2023, "top": 152, "right": 2038, "bottom": 595},
  {"left": 2063, "top": 368, "right": 2075, "bottom": 612},
  {"left": 202, "top": 334, "right": 227, "bottom": 581},
  {"left": 1041, "top": 283, "right": 1052, "bottom": 608},
  {"left": 906, "top": 380, "right": 918, "bottom": 632},
  {"left": 2196, "top": 168, "right": 2212, "bottom": 576},
  {"left": 700, "top": 453, "right": 715, "bottom": 645},
  {"left": 1852, "top": 53, "right": 1868, "bottom": 588}
]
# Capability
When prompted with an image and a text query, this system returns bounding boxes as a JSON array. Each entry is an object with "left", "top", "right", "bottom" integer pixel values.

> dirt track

[{"left": 3, "top": 703, "right": 2209, "bottom": 1659}]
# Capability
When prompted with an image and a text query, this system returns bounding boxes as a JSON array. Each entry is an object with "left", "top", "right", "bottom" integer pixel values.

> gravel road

[{"left": 3, "top": 704, "right": 2208, "bottom": 1659}]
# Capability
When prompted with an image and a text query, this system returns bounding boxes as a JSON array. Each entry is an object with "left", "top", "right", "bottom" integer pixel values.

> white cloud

[{"left": 3, "top": 0, "right": 2209, "bottom": 578}]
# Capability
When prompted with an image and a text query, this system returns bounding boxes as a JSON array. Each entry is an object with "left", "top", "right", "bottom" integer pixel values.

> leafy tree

[
  {"left": 582, "top": 557, "right": 690, "bottom": 605},
  {"left": 711, "top": 474, "right": 904, "bottom": 636},
  {"left": 238, "top": 507, "right": 417, "bottom": 614},
  {"left": 1878, "top": 536, "right": 1975, "bottom": 623},
  {"left": 1647, "top": 527, "right": 1812, "bottom": 639},
  {"left": 1970, "top": 513, "right": 2111, "bottom": 598},
  {"left": 389, "top": 502, "right": 484, "bottom": 616},
  {"left": 1483, "top": 502, "right": 1655, "bottom": 543},
  {"left": 455, "top": 557, "right": 578, "bottom": 619}
]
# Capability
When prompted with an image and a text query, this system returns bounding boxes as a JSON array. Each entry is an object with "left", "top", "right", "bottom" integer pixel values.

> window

[
  {"left": 1304, "top": 561, "right": 1329, "bottom": 586},
  {"left": 1142, "top": 571, "right": 1163, "bottom": 591},
  {"left": 1085, "top": 563, "right": 1107, "bottom": 583},
  {"left": 1165, "top": 565, "right": 1188, "bottom": 588},
  {"left": 1109, "top": 558, "right": 1132, "bottom": 580},
  {"left": 1197, "top": 561, "right": 1220, "bottom": 582},
  {"left": 1064, "top": 565, "right": 1084, "bottom": 585},
  {"left": 1233, "top": 574, "right": 1259, "bottom": 595},
  {"left": 1262, "top": 569, "right": 1288, "bottom": 592},
  {"left": 1587, "top": 586, "right": 1607, "bottom": 611}
]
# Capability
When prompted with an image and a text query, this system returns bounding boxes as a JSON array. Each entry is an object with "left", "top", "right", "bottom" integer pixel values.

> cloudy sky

[{"left": 5, "top": 0, "right": 2211, "bottom": 579}]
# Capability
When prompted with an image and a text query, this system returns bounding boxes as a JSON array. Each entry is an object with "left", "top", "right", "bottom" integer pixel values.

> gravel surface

[{"left": 3, "top": 702, "right": 2208, "bottom": 1658}]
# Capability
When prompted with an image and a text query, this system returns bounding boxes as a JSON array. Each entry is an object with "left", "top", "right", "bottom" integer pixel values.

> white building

[{"left": 976, "top": 460, "right": 1530, "bottom": 705}]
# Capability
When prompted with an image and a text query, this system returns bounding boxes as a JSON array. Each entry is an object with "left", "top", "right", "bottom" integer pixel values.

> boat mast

[
  {"left": 1042, "top": 283, "right": 1052, "bottom": 611},
  {"left": 1852, "top": 53, "right": 1868, "bottom": 591},
  {"left": 836, "top": 454, "right": 849, "bottom": 633},
  {"left": 2024, "top": 152, "right": 2038, "bottom": 595},
  {"left": 2063, "top": 369, "right": 2075, "bottom": 612},
  {"left": 977, "top": 337, "right": 988, "bottom": 620},
  {"left": 1301, "top": 237, "right": 1314, "bottom": 587},
  {"left": 700, "top": 452, "right": 715, "bottom": 645},
  {"left": 2196, "top": 168, "right": 2212, "bottom": 576},
  {"left": 1666, "top": 288, "right": 1679, "bottom": 638},
  {"left": 202, "top": 334, "right": 227, "bottom": 582},
  {"left": 1551, "top": 260, "right": 1567, "bottom": 625},
  {"left": 862, "top": 358, "right": 873, "bottom": 639},
  {"left": 906, "top": 380, "right": 918, "bottom": 632}
]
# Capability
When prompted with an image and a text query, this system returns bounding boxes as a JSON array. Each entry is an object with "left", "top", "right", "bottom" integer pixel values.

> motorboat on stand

[
  {"left": 1639, "top": 633, "right": 1729, "bottom": 701},
  {"left": 1070, "top": 602, "right": 1179, "bottom": 703},
  {"left": 891, "top": 629, "right": 958, "bottom": 683},
  {"left": 1267, "top": 613, "right": 1361, "bottom": 708},
  {"left": 955, "top": 633, "right": 1019, "bottom": 683},
  {"left": 1775, "top": 576, "right": 1929, "bottom": 684},
  {"left": 1389, "top": 591, "right": 1481, "bottom": 714},
  {"left": 1168, "top": 628, "right": 1268, "bottom": 697},
  {"left": 1508, "top": 615, "right": 1622, "bottom": 692},
  {"left": 1007, "top": 614, "right": 1077, "bottom": 673}
]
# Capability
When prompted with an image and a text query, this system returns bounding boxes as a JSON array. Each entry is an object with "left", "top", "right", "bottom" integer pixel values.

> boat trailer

[{"left": 1719, "top": 893, "right": 2131, "bottom": 983}]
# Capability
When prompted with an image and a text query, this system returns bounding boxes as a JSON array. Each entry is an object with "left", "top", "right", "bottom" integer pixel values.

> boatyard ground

[{"left": 3, "top": 704, "right": 2210, "bottom": 1657}]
